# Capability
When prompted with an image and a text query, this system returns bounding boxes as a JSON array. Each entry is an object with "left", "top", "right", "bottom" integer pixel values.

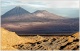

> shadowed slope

[{"left": 1, "top": 6, "right": 30, "bottom": 18}]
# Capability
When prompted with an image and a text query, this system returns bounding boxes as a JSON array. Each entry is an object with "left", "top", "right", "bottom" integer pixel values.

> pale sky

[{"left": 1, "top": 0, "right": 79, "bottom": 18}]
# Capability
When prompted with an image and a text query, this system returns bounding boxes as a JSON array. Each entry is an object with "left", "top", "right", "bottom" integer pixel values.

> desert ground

[{"left": 1, "top": 28, "right": 79, "bottom": 50}]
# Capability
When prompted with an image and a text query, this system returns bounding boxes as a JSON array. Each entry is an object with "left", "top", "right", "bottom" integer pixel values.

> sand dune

[{"left": 1, "top": 28, "right": 79, "bottom": 50}]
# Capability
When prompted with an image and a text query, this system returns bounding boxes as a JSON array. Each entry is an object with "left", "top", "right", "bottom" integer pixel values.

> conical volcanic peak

[{"left": 2, "top": 6, "right": 30, "bottom": 17}]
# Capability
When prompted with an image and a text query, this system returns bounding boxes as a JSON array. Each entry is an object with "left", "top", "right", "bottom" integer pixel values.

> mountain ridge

[
  {"left": 1, "top": 6, "right": 67, "bottom": 22},
  {"left": 1, "top": 6, "right": 79, "bottom": 34},
  {"left": 1, "top": 6, "right": 65, "bottom": 19}
]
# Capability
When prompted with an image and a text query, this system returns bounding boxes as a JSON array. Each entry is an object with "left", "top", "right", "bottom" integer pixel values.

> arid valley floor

[{"left": 1, "top": 28, "right": 79, "bottom": 50}]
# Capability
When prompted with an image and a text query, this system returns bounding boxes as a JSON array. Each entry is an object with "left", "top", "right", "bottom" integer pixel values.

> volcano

[
  {"left": 2, "top": 6, "right": 30, "bottom": 17},
  {"left": 1, "top": 6, "right": 79, "bottom": 35},
  {"left": 1, "top": 6, "right": 66, "bottom": 22}
]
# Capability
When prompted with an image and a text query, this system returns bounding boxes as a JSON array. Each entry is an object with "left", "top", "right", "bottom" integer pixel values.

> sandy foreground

[{"left": 1, "top": 28, "right": 79, "bottom": 50}]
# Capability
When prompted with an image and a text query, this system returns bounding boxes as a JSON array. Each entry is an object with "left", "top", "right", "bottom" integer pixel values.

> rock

[
  {"left": 72, "top": 32, "right": 79, "bottom": 39},
  {"left": 68, "top": 36, "right": 74, "bottom": 42},
  {"left": 1, "top": 28, "right": 79, "bottom": 50}
]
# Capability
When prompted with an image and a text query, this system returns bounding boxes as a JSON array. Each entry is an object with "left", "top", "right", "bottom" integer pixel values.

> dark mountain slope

[{"left": 1, "top": 6, "right": 30, "bottom": 18}]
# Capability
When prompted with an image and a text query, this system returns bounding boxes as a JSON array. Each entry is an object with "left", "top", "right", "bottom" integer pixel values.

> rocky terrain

[
  {"left": 1, "top": 28, "right": 79, "bottom": 50},
  {"left": 13, "top": 33, "right": 79, "bottom": 50}
]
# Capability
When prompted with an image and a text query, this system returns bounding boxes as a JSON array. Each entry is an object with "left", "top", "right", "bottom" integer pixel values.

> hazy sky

[{"left": 1, "top": 0, "right": 79, "bottom": 18}]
